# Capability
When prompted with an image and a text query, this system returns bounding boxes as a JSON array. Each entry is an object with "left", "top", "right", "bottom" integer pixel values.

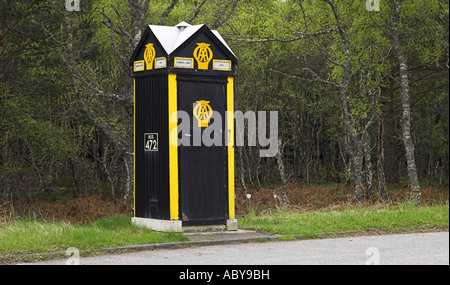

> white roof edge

[
  {"left": 170, "top": 24, "right": 204, "bottom": 54},
  {"left": 146, "top": 23, "right": 235, "bottom": 58},
  {"left": 211, "top": 30, "right": 236, "bottom": 57},
  {"left": 175, "top": 21, "right": 192, "bottom": 28},
  {"left": 148, "top": 25, "right": 180, "bottom": 54}
]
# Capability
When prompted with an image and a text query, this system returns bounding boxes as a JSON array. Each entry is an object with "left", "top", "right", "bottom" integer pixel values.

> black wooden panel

[
  {"left": 177, "top": 75, "right": 228, "bottom": 223},
  {"left": 135, "top": 75, "right": 170, "bottom": 220}
]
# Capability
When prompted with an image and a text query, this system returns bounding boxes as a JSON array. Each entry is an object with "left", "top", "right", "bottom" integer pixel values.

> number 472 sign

[{"left": 145, "top": 133, "right": 159, "bottom": 152}]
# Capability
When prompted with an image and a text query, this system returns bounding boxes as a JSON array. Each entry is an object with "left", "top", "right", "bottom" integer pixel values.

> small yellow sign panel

[
  {"left": 174, "top": 57, "right": 194, "bottom": 69},
  {"left": 133, "top": 60, "right": 145, "bottom": 72},
  {"left": 155, "top": 57, "right": 167, "bottom": 69},
  {"left": 213, "top": 60, "right": 232, "bottom": 71}
]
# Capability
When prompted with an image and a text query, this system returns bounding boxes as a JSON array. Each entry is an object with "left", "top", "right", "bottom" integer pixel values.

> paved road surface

[{"left": 31, "top": 232, "right": 448, "bottom": 265}]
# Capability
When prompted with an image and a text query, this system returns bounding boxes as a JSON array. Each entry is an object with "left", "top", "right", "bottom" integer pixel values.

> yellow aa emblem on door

[
  {"left": 193, "top": 43, "right": 213, "bottom": 70},
  {"left": 193, "top": 100, "right": 213, "bottom": 128},
  {"left": 144, "top": 43, "right": 156, "bottom": 70}
]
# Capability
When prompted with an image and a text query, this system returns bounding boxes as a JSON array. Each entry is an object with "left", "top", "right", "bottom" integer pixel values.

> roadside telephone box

[{"left": 130, "top": 22, "right": 238, "bottom": 232}]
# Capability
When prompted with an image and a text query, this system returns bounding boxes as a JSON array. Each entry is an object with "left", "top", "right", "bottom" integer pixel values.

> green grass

[
  {"left": 238, "top": 203, "right": 449, "bottom": 239},
  {"left": 0, "top": 215, "right": 188, "bottom": 263},
  {"left": 1, "top": 203, "right": 448, "bottom": 263}
]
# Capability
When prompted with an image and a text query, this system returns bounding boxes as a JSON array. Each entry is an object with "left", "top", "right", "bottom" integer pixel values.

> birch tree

[{"left": 389, "top": 0, "right": 421, "bottom": 204}]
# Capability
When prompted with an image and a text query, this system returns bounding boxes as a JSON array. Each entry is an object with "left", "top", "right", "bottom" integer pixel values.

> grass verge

[
  {"left": 0, "top": 215, "right": 188, "bottom": 264},
  {"left": 1, "top": 203, "right": 448, "bottom": 264},
  {"left": 238, "top": 203, "right": 449, "bottom": 240}
]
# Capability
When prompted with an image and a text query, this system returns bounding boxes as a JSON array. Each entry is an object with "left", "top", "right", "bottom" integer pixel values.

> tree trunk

[
  {"left": 276, "top": 139, "right": 288, "bottom": 206},
  {"left": 68, "top": 158, "right": 79, "bottom": 198},
  {"left": 122, "top": 156, "right": 133, "bottom": 209},
  {"left": 328, "top": 0, "right": 365, "bottom": 204},
  {"left": 238, "top": 146, "right": 247, "bottom": 193},
  {"left": 381, "top": 79, "right": 400, "bottom": 184},
  {"left": 363, "top": 135, "right": 374, "bottom": 199},
  {"left": 101, "top": 146, "right": 115, "bottom": 204},
  {"left": 377, "top": 120, "right": 389, "bottom": 202},
  {"left": 352, "top": 143, "right": 365, "bottom": 204},
  {"left": 2, "top": 133, "right": 10, "bottom": 204},
  {"left": 341, "top": 79, "right": 365, "bottom": 204},
  {"left": 390, "top": 0, "right": 421, "bottom": 205}
]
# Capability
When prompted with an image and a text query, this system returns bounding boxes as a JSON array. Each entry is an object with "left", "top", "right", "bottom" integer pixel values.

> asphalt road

[{"left": 31, "top": 231, "right": 449, "bottom": 265}]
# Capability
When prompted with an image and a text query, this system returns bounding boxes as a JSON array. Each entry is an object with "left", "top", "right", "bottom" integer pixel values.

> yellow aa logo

[
  {"left": 144, "top": 43, "right": 156, "bottom": 70},
  {"left": 193, "top": 100, "right": 213, "bottom": 128},
  {"left": 193, "top": 43, "right": 213, "bottom": 70}
]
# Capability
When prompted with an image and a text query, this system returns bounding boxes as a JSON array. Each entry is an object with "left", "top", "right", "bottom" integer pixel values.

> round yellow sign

[
  {"left": 193, "top": 43, "right": 213, "bottom": 70},
  {"left": 193, "top": 100, "right": 213, "bottom": 127}
]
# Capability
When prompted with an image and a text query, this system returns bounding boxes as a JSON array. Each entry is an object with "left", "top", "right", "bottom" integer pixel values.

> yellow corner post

[
  {"left": 133, "top": 78, "right": 136, "bottom": 217},
  {"left": 227, "top": 77, "right": 235, "bottom": 219},
  {"left": 168, "top": 74, "right": 179, "bottom": 220}
]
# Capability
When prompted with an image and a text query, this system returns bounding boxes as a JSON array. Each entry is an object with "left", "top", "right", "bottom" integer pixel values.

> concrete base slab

[
  {"left": 132, "top": 218, "right": 238, "bottom": 233},
  {"left": 132, "top": 217, "right": 183, "bottom": 233}
]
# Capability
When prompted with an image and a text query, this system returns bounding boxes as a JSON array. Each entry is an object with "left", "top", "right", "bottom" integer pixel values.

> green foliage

[{"left": 0, "top": 0, "right": 448, "bottom": 207}]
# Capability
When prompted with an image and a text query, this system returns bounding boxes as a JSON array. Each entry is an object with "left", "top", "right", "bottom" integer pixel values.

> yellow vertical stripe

[
  {"left": 168, "top": 74, "right": 179, "bottom": 221},
  {"left": 133, "top": 78, "right": 136, "bottom": 217},
  {"left": 227, "top": 77, "right": 235, "bottom": 219}
]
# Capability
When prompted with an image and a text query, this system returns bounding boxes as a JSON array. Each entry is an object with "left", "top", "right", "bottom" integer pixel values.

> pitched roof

[
  {"left": 149, "top": 23, "right": 204, "bottom": 55},
  {"left": 130, "top": 22, "right": 237, "bottom": 66}
]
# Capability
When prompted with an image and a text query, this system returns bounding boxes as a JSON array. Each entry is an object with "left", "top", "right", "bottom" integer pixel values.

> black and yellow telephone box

[{"left": 130, "top": 22, "right": 238, "bottom": 232}]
